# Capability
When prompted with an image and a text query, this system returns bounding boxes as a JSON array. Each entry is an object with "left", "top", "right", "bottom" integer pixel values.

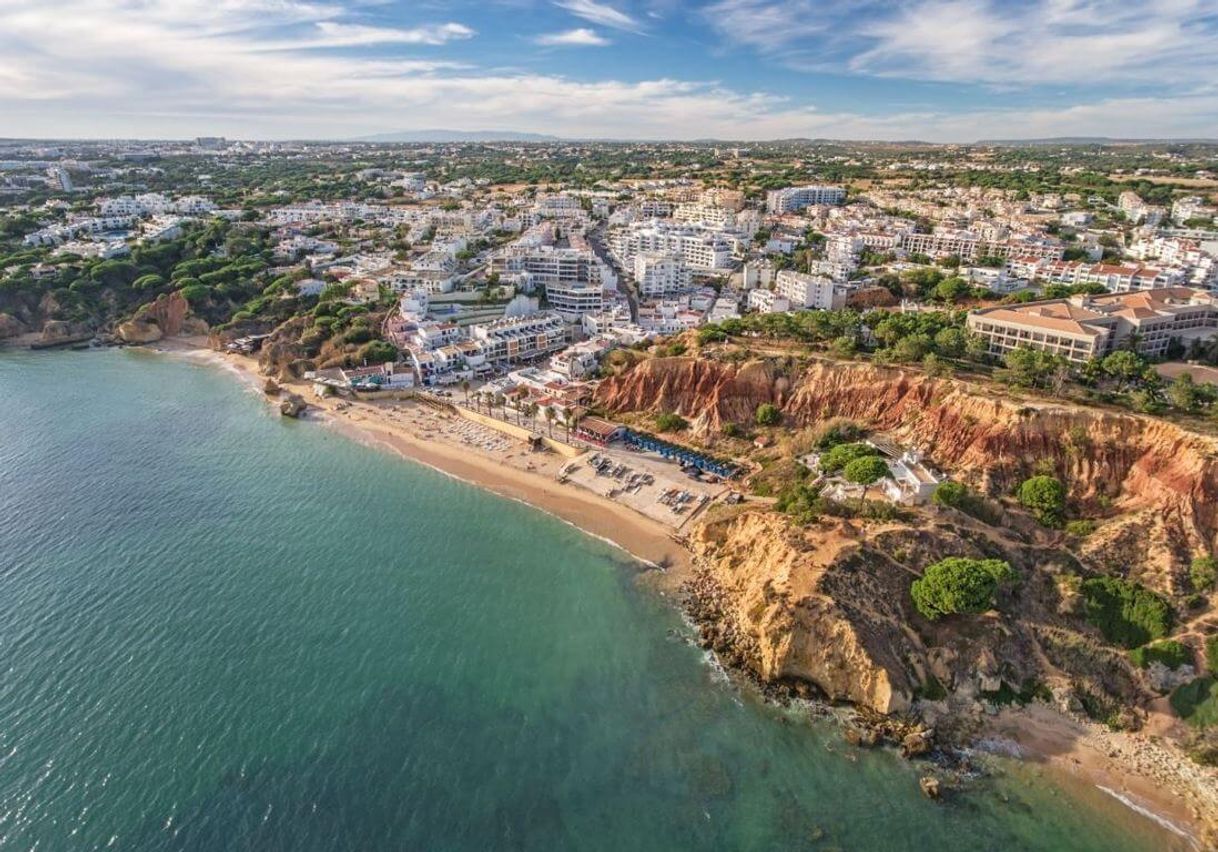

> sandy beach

[
  {"left": 983, "top": 703, "right": 1217, "bottom": 848},
  {"left": 151, "top": 339, "right": 694, "bottom": 589}
]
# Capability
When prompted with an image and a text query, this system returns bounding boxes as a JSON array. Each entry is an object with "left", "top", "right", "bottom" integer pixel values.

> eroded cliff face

[
  {"left": 116, "top": 291, "right": 208, "bottom": 344},
  {"left": 597, "top": 357, "right": 1218, "bottom": 570},
  {"left": 686, "top": 507, "right": 1153, "bottom": 719},
  {"left": 687, "top": 512, "right": 914, "bottom": 713}
]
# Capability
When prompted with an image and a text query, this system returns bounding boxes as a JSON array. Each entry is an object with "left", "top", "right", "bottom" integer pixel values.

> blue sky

[{"left": 2, "top": 0, "right": 1217, "bottom": 141}]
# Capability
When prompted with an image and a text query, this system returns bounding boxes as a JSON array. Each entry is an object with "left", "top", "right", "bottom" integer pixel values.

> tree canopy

[{"left": 911, "top": 557, "right": 1016, "bottom": 621}]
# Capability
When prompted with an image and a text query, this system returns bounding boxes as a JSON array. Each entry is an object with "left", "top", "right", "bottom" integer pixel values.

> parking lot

[{"left": 558, "top": 445, "right": 728, "bottom": 530}]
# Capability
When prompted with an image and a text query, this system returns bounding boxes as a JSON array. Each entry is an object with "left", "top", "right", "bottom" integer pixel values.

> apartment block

[
  {"left": 765, "top": 185, "right": 846, "bottom": 214},
  {"left": 774, "top": 269, "right": 847, "bottom": 310}
]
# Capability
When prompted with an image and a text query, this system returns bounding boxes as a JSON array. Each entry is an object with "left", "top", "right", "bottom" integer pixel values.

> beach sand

[
  {"left": 983, "top": 702, "right": 1217, "bottom": 847},
  {"left": 153, "top": 339, "right": 693, "bottom": 589}
]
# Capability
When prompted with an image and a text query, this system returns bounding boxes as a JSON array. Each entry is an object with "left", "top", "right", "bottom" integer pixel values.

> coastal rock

[
  {"left": 0, "top": 312, "right": 27, "bottom": 340},
  {"left": 844, "top": 726, "right": 880, "bottom": 748},
  {"left": 687, "top": 512, "right": 914, "bottom": 714},
  {"left": 1145, "top": 662, "right": 1195, "bottom": 694},
  {"left": 264, "top": 378, "right": 281, "bottom": 396},
  {"left": 919, "top": 776, "right": 941, "bottom": 799},
  {"left": 117, "top": 291, "right": 207, "bottom": 344},
  {"left": 280, "top": 393, "right": 308, "bottom": 418},
  {"left": 39, "top": 320, "right": 92, "bottom": 345},
  {"left": 116, "top": 318, "right": 164, "bottom": 344},
  {"left": 900, "top": 730, "right": 934, "bottom": 759}
]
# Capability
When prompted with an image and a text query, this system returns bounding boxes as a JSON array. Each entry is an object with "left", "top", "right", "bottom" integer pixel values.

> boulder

[
  {"left": 116, "top": 319, "right": 164, "bottom": 344},
  {"left": 919, "top": 776, "right": 941, "bottom": 800},
  {"left": 843, "top": 726, "right": 880, "bottom": 748},
  {"left": 0, "top": 313, "right": 28, "bottom": 340},
  {"left": 40, "top": 320, "right": 92, "bottom": 344},
  {"left": 263, "top": 378, "right": 281, "bottom": 396},
  {"left": 979, "top": 673, "right": 1002, "bottom": 693},
  {"left": 900, "top": 729, "right": 934, "bottom": 759},
  {"left": 280, "top": 393, "right": 308, "bottom": 418}
]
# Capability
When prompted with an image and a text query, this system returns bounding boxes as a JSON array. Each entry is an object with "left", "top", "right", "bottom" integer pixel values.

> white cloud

[
  {"left": 298, "top": 22, "right": 477, "bottom": 48},
  {"left": 0, "top": 0, "right": 1215, "bottom": 141},
  {"left": 705, "top": 0, "right": 1218, "bottom": 87},
  {"left": 534, "top": 28, "right": 611, "bottom": 46},
  {"left": 553, "top": 0, "right": 642, "bottom": 32}
]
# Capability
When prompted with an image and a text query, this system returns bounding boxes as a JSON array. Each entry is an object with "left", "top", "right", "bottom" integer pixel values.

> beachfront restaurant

[{"left": 573, "top": 416, "right": 625, "bottom": 446}]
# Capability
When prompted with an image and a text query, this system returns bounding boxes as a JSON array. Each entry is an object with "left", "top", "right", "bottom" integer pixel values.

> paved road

[{"left": 587, "top": 223, "right": 637, "bottom": 322}]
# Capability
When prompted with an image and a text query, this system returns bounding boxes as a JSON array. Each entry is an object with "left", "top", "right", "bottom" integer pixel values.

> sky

[{"left": 2, "top": 0, "right": 1218, "bottom": 142}]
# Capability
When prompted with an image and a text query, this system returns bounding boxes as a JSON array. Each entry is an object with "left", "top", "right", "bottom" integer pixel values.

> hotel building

[{"left": 966, "top": 288, "right": 1218, "bottom": 363}]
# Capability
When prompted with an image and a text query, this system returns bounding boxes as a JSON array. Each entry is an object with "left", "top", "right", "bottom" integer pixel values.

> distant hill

[
  {"left": 978, "top": 136, "right": 1218, "bottom": 146},
  {"left": 355, "top": 129, "right": 561, "bottom": 143}
]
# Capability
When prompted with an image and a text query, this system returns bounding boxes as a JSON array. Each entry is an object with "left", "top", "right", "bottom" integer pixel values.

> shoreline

[
  {"left": 141, "top": 338, "right": 1215, "bottom": 848},
  {"left": 981, "top": 703, "right": 1216, "bottom": 849},
  {"left": 148, "top": 338, "right": 693, "bottom": 590}
]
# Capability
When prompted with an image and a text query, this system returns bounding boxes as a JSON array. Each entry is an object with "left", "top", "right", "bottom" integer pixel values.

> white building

[
  {"left": 765, "top": 185, "right": 846, "bottom": 214},
  {"left": 775, "top": 269, "right": 847, "bottom": 310},
  {"left": 633, "top": 252, "right": 691, "bottom": 298},
  {"left": 469, "top": 312, "right": 569, "bottom": 364},
  {"left": 747, "top": 289, "right": 790, "bottom": 314},
  {"left": 610, "top": 221, "right": 734, "bottom": 270}
]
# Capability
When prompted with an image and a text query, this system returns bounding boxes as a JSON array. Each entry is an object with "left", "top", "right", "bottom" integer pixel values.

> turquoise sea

[{"left": 0, "top": 349, "right": 1187, "bottom": 850}]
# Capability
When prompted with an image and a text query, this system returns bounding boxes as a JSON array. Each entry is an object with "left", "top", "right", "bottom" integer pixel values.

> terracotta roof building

[{"left": 966, "top": 287, "right": 1218, "bottom": 362}]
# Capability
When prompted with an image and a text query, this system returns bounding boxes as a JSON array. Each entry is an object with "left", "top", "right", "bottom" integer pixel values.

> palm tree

[
  {"left": 564, "top": 409, "right": 577, "bottom": 442},
  {"left": 544, "top": 407, "right": 556, "bottom": 437},
  {"left": 526, "top": 403, "right": 539, "bottom": 432},
  {"left": 460, "top": 379, "right": 470, "bottom": 405}
]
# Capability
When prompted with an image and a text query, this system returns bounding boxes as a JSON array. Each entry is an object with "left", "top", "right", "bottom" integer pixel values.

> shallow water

[{"left": 0, "top": 348, "right": 1183, "bottom": 850}]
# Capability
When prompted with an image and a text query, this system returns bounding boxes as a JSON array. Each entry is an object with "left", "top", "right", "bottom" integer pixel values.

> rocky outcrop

[
  {"left": 598, "top": 357, "right": 1218, "bottom": 567},
  {"left": 117, "top": 291, "right": 207, "bottom": 344},
  {"left": 919, "top": 776, "right": 941, "bottom": 799},
  {"left": 280, "top": 393, "right": 307, "bottom": 418},
  {"left": 116, "top": 318, "right": 164, "bottom": 344},
  {"left": 0, "top": 313, "right": 27, "bottom": 340},
  {"left": 687, "top": 512, "right": 919, "bottom": 714},
  {"left": 38, "top": 320, "right": 93, "bottom": 345},
  {"left": 685, "top": 506, "right": 1167, "bottom": 722}
]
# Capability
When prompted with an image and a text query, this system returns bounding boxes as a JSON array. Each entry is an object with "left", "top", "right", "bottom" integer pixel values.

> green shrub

[
  {"left": 932, "top": 482, "right": 970, "bottom": 509},
  {"left": 177, "top": 283, "right": 210, "bottom": 305},
  {"left": 722, "top": 423, "right": 743, "bottom": 438},
  {"left": 754, "top": 403, "right": 781, "bottom": 426},
  {"left": 930, "top": 481, "right": 1000, "bottom": 525},
  {"left": 1018, "top": 475, "right": 1067, "bottom": 527},
  {"left": 916, "top": 674, "right": 948, "bottom": 701},
  {"left": 819, "top": 442, "right": 879, "bottom": 474},
  {"left": 812, "top": 419, "right": 864, "bottom": 450},
  {"left": 358, "top": 340, "right": 397, "bottom": 364},
  {"left": 911, "top": 557, "right": 1016, "bottom": 621},
  {"left": 1171, "top": 677, "right": 1218, "bottom": 729},
  {"left": 1129, "top": 640, "right": 1189, "bottom": 670},
  {"left": 1064, "top": 519, "right": 1096, "bottom": 537},
  {"left": 654, "top": 412, "right": 687, "bottom": 433},
  {"left": 775, "top": 483, "right": 824, "bottom": 525},
  {"left": 1081, "top": 577, "right": 1173, "bottom": 648},
  {"left": 1206, "top": 636, "right": 1218, "bottom": 673},
  {"left": 1191, "top": 556, "right": 1217, "bottom": 592},
  {"left": 1077, "top": 687, "right": 1126, "bottom": 730},
  {"left": 342, "top": 326, "right": 373, "bottom": 346}
]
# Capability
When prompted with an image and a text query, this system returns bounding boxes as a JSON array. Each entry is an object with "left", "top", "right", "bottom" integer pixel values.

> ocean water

[{"left": 0, "top": 348, "right": 1184, "bottom": 851}]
